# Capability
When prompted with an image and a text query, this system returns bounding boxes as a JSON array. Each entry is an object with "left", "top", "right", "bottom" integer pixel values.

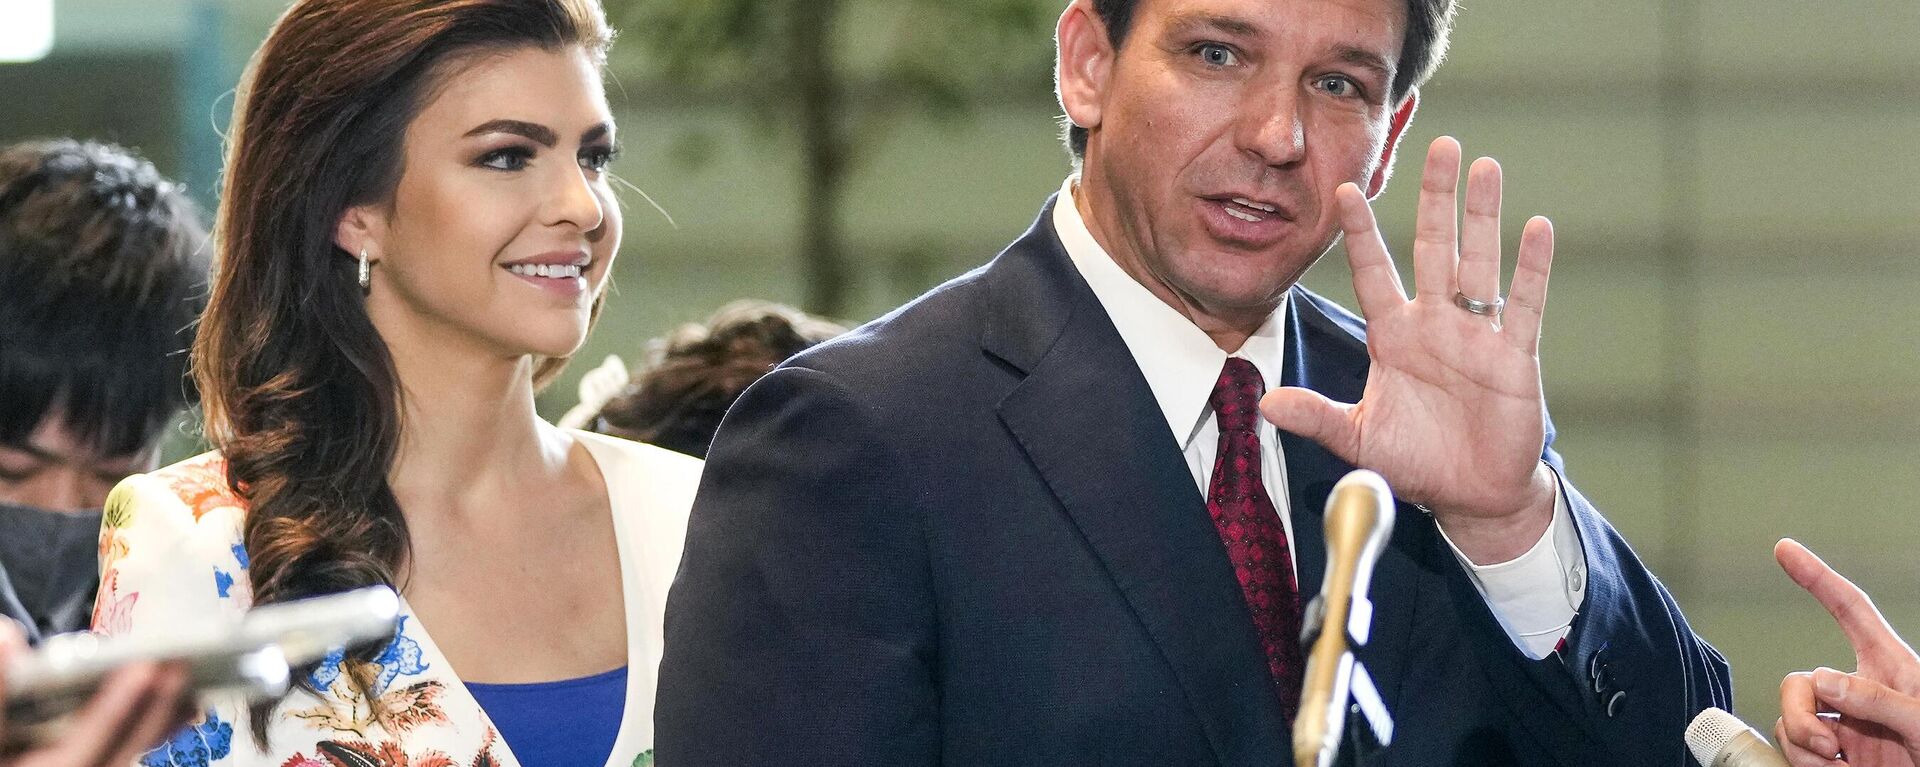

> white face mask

[{"left": 0, "top": 502, "right": 100, "bottom": 643}]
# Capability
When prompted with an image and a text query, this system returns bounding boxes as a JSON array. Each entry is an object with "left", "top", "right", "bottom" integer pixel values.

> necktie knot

[{"left": 1210, "top": 357, "right": 1265, "bottom": 434}]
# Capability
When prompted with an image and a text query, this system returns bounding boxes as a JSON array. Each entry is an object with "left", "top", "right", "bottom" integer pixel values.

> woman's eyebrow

[{"left": 464, "top": 119, "right": 558, "bottom": 147}]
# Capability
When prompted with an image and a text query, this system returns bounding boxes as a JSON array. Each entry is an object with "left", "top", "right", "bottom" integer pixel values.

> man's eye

[
  {"left": 1196, "top": 43, "right": 1239, "bottom": 68},
  {"left": 1318, "top": 75, "right": 1358, "bottom": 97},
  {"left": 478, "top": 147, "right": 534, "bottom": 171}
]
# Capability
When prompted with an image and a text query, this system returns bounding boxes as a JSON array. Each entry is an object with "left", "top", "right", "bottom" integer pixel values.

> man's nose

[
  {"left": 1236, "top": 85, "right": 1308, "bottom": 167},
  {"left": 16, "top": 466, "right": 94, "bottom": 511}
]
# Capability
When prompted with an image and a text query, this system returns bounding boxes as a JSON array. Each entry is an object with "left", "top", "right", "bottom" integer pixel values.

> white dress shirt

[{"left": 1052, "top": 178, "right": 1585, "bottom": 659}]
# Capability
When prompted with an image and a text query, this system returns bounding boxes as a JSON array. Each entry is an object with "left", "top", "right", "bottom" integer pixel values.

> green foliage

[
  {"left": 610, "top": 0, "right": 1057, "bottom": 142},
  {"left": 605, "top": 0, "right": 1060, "bottom": 314}
]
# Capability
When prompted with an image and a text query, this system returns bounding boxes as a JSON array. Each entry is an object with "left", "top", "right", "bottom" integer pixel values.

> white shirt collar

[{"left": 1052, "top": 177, "right": 1289, "bottom": 447}]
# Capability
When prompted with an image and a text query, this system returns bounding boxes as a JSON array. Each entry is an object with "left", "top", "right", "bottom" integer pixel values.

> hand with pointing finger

[
  {"left": 1258, "top": 136, "right": 1558, "bottom": 565},
  {"left": 1774, "top": 538, "right": 1920, "bottom": 767}
]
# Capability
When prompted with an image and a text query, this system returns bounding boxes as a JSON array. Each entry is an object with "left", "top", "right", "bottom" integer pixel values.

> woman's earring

[{"left": 358, "top": 247, "right": 371, "bottom": 290}]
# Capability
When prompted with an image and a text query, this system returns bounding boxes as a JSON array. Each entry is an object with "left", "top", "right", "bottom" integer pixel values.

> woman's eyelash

[
  {"left": 580, "top": 145, "right": 621, "bottom": 169},
  {"left": 477, "top": 146, "right": 535, "bottom": 170}
]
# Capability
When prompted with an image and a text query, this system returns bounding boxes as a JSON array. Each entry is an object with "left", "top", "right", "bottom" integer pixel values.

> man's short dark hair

[
  {"left": 0, "top": 139, "right": 210, "bottom": 458},
  {"left": 1065, "top": 0, "right": 1458, "bottom": 160}
]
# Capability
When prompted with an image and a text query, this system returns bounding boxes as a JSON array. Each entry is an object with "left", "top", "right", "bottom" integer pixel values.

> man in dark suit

[{"left": 656, "top": 0, "right": 1732, "bottom": 763}]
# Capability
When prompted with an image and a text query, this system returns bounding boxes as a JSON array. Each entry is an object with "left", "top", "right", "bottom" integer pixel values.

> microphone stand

[
  {"left": 1292, "top": 470, "right": 1397, "bottom": 767},
  {"left": 1296, "top": 591, "right": 1393, "bottom": 767}
]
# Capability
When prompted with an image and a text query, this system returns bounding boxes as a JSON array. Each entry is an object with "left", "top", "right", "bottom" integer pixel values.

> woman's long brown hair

[{"left": 194, "top": 0, "right": 610, "bottom": 742}]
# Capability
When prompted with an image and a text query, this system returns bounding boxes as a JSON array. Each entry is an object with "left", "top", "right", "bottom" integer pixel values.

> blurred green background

[{"left": 4, "top": 0, "right": 1917, "bottom": 734}]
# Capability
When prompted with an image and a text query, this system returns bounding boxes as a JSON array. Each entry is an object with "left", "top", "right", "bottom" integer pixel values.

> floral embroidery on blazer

[{"left": 93, "top": 433, "right": 701, "bottom": 767}]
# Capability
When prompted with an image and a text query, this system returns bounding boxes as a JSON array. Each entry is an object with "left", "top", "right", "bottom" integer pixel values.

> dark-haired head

[
  {"left": 0, "top": 139, "right": 208, "bottom": 511},
  {"left": 192, "top": 0, "right": 615, "bottom": 740},
  {"left": 1061, "top": 0, "right": 1456, "bottom": 161},
  {"left": 594, "top": 301, "right": 845, "bottom": 458}
]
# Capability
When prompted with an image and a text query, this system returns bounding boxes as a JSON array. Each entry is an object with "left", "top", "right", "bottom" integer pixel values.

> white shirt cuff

[{"left": 1437, "top": 466, "right": 1588, "bottom": 659}]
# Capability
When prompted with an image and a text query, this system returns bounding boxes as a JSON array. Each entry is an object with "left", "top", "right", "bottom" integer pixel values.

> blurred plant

[{"left": 613, "top": 0, "right": 1056, "bottom": 315}]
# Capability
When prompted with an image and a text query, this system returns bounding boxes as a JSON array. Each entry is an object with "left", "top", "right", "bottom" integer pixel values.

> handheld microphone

[
  {"left": 1292, "top": 470, "right": 1396, "bottom": 767},
  {"left": 1686, "top": 707, "right": 1790, "bottom": 767}
]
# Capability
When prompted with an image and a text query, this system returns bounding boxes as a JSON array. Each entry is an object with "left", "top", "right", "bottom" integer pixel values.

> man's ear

[
  {"left": 1056, "top": 0, "right": 1117, "bottom": 139},
  {"left": 1365, "top": 90, "right": 1420, "bottom": 199}
]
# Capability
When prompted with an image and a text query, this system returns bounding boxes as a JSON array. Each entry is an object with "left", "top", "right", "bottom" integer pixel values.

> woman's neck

[{"left": 378, "top": 315, "right": 572, "bottom": 519}]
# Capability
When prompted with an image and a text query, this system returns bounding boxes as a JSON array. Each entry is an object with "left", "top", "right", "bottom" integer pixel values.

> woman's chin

[{"left": 499, "top": 330, "right": 589, "bottom": 363}]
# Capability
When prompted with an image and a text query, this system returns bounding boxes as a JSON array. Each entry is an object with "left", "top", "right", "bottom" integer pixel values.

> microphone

[
  {"left": 1686, "top": 707, "right": 1790, "bottom": 767},
  {"left": 1293, "top": 470, "right": 1397, "bottom": 767}
]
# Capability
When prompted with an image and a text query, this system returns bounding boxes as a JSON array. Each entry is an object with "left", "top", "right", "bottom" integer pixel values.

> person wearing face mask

[
  {"left": 0, "top": 139, "right": 209, "bottom": 641},
  {"left": 656, "top": 0, "right": 1731, "bottom": 763},
  {"left": 91, "top": 1, "right": 699, "bottom": 765}
]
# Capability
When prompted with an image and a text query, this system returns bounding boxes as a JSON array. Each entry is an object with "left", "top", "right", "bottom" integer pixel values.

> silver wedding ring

[{"left": 1453, "top": 291, "right": 1504, "bottom": 318}]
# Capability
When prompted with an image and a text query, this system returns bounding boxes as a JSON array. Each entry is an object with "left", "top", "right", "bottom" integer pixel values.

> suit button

[{"left": 1605, "top": 690, "right": 1627, "bottom": 718}]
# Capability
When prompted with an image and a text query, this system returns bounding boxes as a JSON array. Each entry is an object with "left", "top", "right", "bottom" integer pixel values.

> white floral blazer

[{"left": 92, "top": 431, "right": 701, "bottom": 767}]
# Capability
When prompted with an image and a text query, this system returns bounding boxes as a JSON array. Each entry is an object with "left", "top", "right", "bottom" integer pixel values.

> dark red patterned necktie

[{"left": 1207, "top": 357, "right": 1305, "bottom": 718}]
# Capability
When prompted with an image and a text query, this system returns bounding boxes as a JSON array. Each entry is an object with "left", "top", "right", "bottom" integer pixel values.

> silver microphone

[
  {"left": 1292, "top": 470, "right": 1396, "bottom": 767},
  {"left": 1686, "top": 707, "right": 1790, "bottom": 767}
]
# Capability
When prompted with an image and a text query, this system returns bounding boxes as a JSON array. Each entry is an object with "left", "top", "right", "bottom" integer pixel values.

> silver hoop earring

[{"left": 358, "top": 247, "right": 371, "bottom": 290}]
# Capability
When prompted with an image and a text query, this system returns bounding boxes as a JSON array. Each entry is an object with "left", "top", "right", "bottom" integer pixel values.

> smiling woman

[{"left": 88, "top": 2, "right": 700, "bottom": 767}]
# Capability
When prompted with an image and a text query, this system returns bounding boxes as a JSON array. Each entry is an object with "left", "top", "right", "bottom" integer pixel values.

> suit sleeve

[
  {"left": 655, "top": 365, "right": 939, "bottom": 766},
  {"left": 1538, "top": 425, "right": 1734, "bottom": 764}
]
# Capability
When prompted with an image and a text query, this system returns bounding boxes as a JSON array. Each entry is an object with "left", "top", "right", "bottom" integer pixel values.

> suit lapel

[
  {"left": 989, "top": 201, "right": 1290, "bottom": 765},
  {"left": 1276, "top": 291, "right": 1420, "bottom": 724}
]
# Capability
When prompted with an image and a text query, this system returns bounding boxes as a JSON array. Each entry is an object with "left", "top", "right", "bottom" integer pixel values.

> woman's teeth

[{"left": 507, "top": 263, "right": 583, "bottom": 278}]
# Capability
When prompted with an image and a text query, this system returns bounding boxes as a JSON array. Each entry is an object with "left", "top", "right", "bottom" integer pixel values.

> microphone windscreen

[{"left": 1686, "top": 707, "right": 1785, "bottom": 767}]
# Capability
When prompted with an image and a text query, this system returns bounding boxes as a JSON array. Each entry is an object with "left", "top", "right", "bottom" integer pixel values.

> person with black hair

[
  {"left": 0, "top": 139, "right": 208, "bottom": 640},
  {"left": 0, "top": 138, "right": 207, "bottom": 513},
  {"left": 584, "top": 300, "right": 844, "bottom": 458},
  {"left": 657, "top": 0, "right": 1730, "bottom": 763},
  {"left": 0, "top": 139, "right": 202, "bottom": 765}
]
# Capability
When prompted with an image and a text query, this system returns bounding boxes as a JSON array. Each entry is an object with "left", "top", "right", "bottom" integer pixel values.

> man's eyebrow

[
  {"left": 1164, "top": 11, "right": 1261, "bottom": 40},
  {"left": 2, "top": 441, "right": 57, "bottom": 461},
  {"left": 1333, "top": 45, "right": 1396, "bottom": 82},
  {"left": 464, "top": 119, "right": 558, "bottom": 147}
]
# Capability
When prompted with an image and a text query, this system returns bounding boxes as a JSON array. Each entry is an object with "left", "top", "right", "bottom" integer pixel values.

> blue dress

[{"left": 467, "top": 666, "right": 627, "bottom": 767}]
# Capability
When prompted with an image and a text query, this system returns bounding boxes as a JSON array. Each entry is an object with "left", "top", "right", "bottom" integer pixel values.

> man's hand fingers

[
  {"left": 1775, "top": 717, "right": 1844, "bottom": 767},
  {"left": 1336, "top": 183, "right": 1408, "bottom": 320},
  {"left": 98, "top": 662, "right": 192, "bottom": 767},
  {"left": 20, "top": 662, "right": 165, "bottom": 767},
  {"left": 1259, "top": 387, "right": 1358, "bottom": 463},
  {"left": 1814, "top": 667, "right": 1920, "bottom": 746},
  {"left": 0, "top": 620, "right": 22, "bottom": 736},
  {"left": 1777, "top": 538, "right": 1909, "bottom": 661},
  {"left": 1502, "top": 216, "right": 1553, "bottom": 353},
  {"left": 1456, "top": 157, "right": 1503, "bottom": 306},
  {"left": 1781, "top": 670, "right": 1844, "bottom": 761},
  {"left": 1410, "top": 137, "right": 1462, "bottom": 301}
]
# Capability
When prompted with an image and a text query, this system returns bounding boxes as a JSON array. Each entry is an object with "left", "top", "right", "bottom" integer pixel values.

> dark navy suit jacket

[{"left": 657, "top": 199, "right": 1732, "bottom": 766}]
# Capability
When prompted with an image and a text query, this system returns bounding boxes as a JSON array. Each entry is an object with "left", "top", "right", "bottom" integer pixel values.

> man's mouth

[{"left": 1222, "top": 196, "right": 1280, "bottom": 223}]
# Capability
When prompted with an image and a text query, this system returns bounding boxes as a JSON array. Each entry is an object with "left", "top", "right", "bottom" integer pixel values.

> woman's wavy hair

[{"left": 193, "top": 0, "right": 611, "bottom": 741}]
